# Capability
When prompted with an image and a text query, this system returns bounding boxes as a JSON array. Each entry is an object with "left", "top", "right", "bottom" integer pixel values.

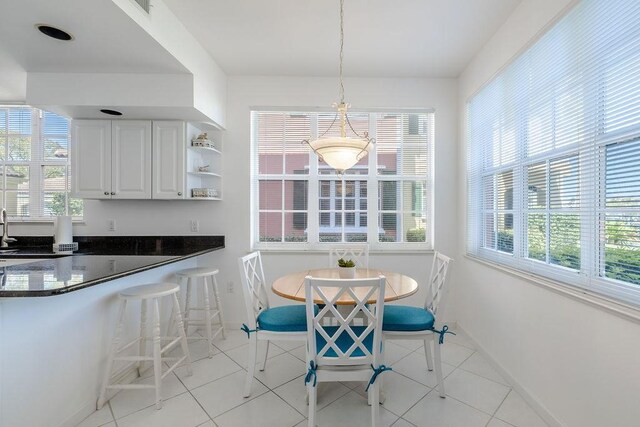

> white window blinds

[
  {"left": 467, "top": 0, "right": 640, "bottom": 305},
  {"left": 0, "top": 106, "right": 82, "bottom": 220},
  {"left": 252, "top": 109, "right": 434, "bottom": 250}
]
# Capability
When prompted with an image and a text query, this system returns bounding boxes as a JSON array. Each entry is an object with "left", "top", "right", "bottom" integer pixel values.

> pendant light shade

[
  {"left": 304, "top": 0, "right": 374, "bottom": 174},
  {"left": 309, "top": 136, "right": 371, "bottom": 172}
]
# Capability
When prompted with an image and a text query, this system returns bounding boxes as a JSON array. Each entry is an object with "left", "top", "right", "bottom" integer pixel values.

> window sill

[
  {"left": 8, "top": 218, "right": 85, "bottom": 224},
  {"left": 465, "top": 254, "right": 640, "bottom": 324},
  {"left": 254, "top": 247, "right": 434, "bottom": 255}
]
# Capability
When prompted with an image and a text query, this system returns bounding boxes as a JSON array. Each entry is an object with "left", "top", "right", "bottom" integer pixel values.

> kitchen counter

[
  {"left": 0, "top": 235, "right": 225, "bottom": 427},
  {"left": 0, "top": 235, "right": 224, "bottom": 297}
]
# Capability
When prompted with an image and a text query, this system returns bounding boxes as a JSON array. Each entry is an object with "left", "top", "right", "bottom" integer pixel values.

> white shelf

[
  {"left": 187, "top": 123, "right": 223, "bottom": 201},
  {"left": 188, "top": 171, "right": 221, "bottom": 177},
  {"left": 188, "top": 145, "right": 221, "bottom": 155}
]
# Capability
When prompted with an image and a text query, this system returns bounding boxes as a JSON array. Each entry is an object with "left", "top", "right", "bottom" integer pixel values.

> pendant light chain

[
  {"left": 339, "top": 0, "right": 345, "bottom": 105},
  {"left": 301, "top": 0, "right": 374, "bottom": 174}
]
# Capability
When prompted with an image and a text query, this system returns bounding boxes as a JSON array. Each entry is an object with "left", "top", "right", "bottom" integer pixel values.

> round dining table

[{"left": 271, "top": 268, "right": 419, "bottom": 305}]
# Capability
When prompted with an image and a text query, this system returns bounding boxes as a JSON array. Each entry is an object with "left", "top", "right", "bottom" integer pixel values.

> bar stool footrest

[{"left": 106, "top": 384, "right": 155, "bottom": 390}]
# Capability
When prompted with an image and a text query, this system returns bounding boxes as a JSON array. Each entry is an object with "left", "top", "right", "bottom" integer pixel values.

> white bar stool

[
  {"left": 175, "top": 267, "right": 226, "bottom": 358},
  {"left": 97, "top": 283, "right": 192, "bottom": 411}
]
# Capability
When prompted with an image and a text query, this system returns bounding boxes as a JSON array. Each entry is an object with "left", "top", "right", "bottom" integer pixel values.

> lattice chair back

[
  {"left": 424, "top": 252, "right": 453, "bottom": 318},
  {"left": 328, "top": 244, "right": 370, "bottom": 268},
  {"left": 305, "top": 275, "right": 385, "bottom": 367},
  {"left": 238, "top": 251, "right": 271, "bottom": 330}
]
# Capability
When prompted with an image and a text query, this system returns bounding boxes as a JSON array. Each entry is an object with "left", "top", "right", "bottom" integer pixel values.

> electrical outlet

[
  {"left": 227, "top": 281, "right": 234, "bottom": 293},
  {"left": 190, "top": 220, "right": 199, "bottom": 232},
  {"left": 108, "top": 219, "right": 116, "bottom": 231}
]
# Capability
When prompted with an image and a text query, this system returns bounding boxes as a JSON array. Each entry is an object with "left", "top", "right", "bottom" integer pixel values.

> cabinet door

[
  {"left": 71, "top": 120, "right": 112, "bottom": 199},
  {"left": 152, "top": 121, "right": 185, "bottom": 199},
  {"left": 112, "top": 121, "right": 152, "bottom": 199}
]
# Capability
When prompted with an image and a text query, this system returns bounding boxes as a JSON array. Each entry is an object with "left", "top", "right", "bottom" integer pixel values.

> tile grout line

[
  {"left": 271, "top": 372, "right": 354, "bottom": 421},
  {"left": 268, "top": 377, "right": 308, "bottom": 423},
  {"left": 491, "top": 388, "right": 512, "bottom": 416},
  {"left": 171, "top": 351, "right": 272, "bottom": 424},
  {"left": 184, "top": 383, "right": 219, "bottom": 427},
  {"left": 107, "top": 401, "right": 118, "bottom": 427}
]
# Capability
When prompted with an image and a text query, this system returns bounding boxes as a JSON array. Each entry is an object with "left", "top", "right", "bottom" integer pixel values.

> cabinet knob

[
  {"left": 178, "top": 192, "right": 182, "bottom": 196},
  {"left": 104, "top": 191, "right": 109, "bottom": 196},
  {"left": 110, "top": 192, "right": 116, "bottom": 195}
]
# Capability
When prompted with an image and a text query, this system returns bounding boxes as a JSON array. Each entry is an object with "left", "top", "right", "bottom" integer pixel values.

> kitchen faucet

[{"left": 1, "top": 209, "right": 17, "bottom": 248}]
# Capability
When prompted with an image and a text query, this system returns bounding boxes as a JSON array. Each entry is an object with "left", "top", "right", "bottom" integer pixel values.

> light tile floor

[{"left": 78, "top": 328, "right": 549, "bottom": 427}]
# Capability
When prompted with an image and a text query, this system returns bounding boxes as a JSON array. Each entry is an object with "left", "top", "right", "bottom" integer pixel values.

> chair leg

[
  {"left": 378, "top": 340, "right": 387, "bottom": 405},
  {"left": 244, "top": 335, "right": 258, "bottom": 397},
  {"left": 211, "top": 274, "right": 226, "bottom": 339},
  {"left": 137, "top": 299, "right": 147, "bottom": 376},
  {"left": 97, "top": 299, "right": 127, "bottom": 410},
  {"left": 307, "top": 380, "right": 317, "bottom": 427},
  {"left": 433, "top": 338, "right": 445, "bottom": 398},
  {"left": 259, "top": 340, "right": 269, "bottom": 371},
  {"left": 202, "top": 277, "right": 215, "bottom": 358},
  {"left": 172, "top": 293, "right": 193, "bottom": 375},
  {"left": 152, "top": 299, "right": 163, "bottom": 410},
  {"left": 370, "top": 381, "right": 380, "bottom": 426},
  {"left": 424, "top": 338, "right": 434, "bottom": 371}
]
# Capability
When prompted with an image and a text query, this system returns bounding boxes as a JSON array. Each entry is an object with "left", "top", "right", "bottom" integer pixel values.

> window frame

[
  {"left": 251, "top": 107, "right": 435, "bottom": 251},
  {"left": 0, "top": 105, "right": 81, "bottom": 222},
  {"left": 466, "top": 0, "right": 640, "bottom": 307}
]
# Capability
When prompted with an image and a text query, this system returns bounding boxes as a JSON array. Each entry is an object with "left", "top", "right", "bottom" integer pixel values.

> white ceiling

[
  {"left": 0, "top": 0, "right": 188, "bottom": 100},
  {"left": 164, "top": 0, "right": 521, "bottom": 78}
]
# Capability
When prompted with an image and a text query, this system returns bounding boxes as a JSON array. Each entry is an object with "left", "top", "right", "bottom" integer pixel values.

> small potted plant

[{"left": 337, "top": 258, "right": 356, "bottom": 279}]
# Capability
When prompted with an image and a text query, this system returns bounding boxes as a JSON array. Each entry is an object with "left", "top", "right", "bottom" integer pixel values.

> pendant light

[{"left": 303, "top": 0, "right": 374, "bottom": 174}]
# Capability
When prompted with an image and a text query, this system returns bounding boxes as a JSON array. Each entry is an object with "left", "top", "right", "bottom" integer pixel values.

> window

[
  {"left": 252, "top": 109, "right": 434, "bottom": 249},
  {"left": 467, "top": 0, "right": 640, "bottom": 305},
  {"left": 0, "top": 106, "right": 82, "bottom": 219}
]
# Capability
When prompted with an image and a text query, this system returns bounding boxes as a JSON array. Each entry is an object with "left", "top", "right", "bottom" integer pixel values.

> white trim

[
  {"left": 456, "top": 324, "right": 564, "bottom": 427},
  {"left": 251, "top": 106, "right": 436, "bottom": 114},
  {"left": 465, "top": 254, "right": 640, "bottom": 324},
  {"left": 252, "top": 109, "right": 434, "bottom": 249}
]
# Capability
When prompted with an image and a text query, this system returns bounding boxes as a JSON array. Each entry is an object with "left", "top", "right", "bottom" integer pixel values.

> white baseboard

[
  {"left": 58, "top": 365, "right": 140, "bottom": 427},
  {"left": 456, "top": 324, "right": 564, "bottom": 427},
  {"left": 225, "top": 321, "right": 243, "bottom": 330},
  {"left": 59, "top": 400, "right": 95, "bottom": 427}
]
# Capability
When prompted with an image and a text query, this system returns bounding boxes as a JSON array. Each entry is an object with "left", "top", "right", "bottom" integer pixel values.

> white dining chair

[
  {"left": 328, "top": 244, "right": 370, "bottom": 268},
  {"left": 382, "top": 251, "right": 453, "bottom": 397},
  {"left": 304, "top": 275, "right": 388, "bottom": 427},
  {"left": 238, "top": 251, "right": 307, "bottom": 397}
]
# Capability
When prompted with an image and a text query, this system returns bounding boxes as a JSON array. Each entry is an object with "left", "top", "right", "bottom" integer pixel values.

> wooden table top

[{"left": 271, "top": 268, "right": 419, "bottom": 305}]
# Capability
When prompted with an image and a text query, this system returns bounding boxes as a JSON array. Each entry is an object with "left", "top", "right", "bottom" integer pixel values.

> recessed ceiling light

[
  {"left": 35, "top": 24, "right": 73, "bottom": 41},
  {"left": 100, "top": 109, "right": 123, "bottom": 116}
]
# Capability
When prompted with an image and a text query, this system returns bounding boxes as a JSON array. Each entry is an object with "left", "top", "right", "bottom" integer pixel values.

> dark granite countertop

[{"left": 0, "top": 236, "right": 224, "bottom": 297}]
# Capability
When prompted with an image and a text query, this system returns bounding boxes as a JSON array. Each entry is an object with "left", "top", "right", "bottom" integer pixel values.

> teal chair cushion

[
  {"left": 382, "top": 305, "right": 435, "bottom": 332},
  {"left": 257, "top": 305, "right": 317, "bottom": 332},
  {"left": 315, "top": 326, "right": 373, "bottom": 357}
]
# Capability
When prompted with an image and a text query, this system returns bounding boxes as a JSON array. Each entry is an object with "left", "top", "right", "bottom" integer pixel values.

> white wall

[
  {"left": 456, "top": 1, "right": 640, "bottom": 426},
  {"left": 111, "top": 0, "right": 227, "bottom": 127}
]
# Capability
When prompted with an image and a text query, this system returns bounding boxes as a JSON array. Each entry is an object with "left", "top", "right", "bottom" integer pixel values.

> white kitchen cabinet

[
  {"left": 152, "top": 121, "right": 185, "bottom": 199},
  {"left": 112, "top": 121, "right": 152, "bottom": 199},
  {"left": 71, "top": 120, "right": 111, "bottom": 199},
  {"left": 72, "top": 120, "right": 151, "bottom": 199},
  {"left": 72, "top": 120, "right": 222, "bottom": 200}
]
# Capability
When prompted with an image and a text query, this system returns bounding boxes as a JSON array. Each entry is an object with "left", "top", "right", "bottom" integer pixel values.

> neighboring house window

[
  {"left": 466, "top": 0, "right": 640, "bottom": 305},
  {"left": 252, "top": 109, "right": 434, "bottom": 249},
  {"left": 0, "top": 106, "right": 82, "bottom": 220}
]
